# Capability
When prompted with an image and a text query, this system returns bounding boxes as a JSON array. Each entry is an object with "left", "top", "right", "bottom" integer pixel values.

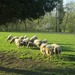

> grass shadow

[
  {"left": 61, "top": 54, "right": 75, "bottom": 62},
  {"left": 61, "top": 45, "right": 75, "bottom": 52},
  {"left": 0, "top": 66, "right": 75, "bottom": 75},
  {"left": 0, "top": 66, "right": 49, "bottom": 75}
]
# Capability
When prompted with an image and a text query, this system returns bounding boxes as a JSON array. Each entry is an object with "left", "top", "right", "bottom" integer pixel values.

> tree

[
  {"left": 62, "top": 1, "right": 75, "bottom": 32},
  {"left": 0, "top": 0, "right": 60, "bottom": 25},
  {"left": 57, "top": 0, "right": 64, "bottom": 32}
]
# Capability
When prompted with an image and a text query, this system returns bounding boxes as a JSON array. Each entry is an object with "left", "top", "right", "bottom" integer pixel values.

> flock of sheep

[{"left": 6, "top": 34, "right": 62, "bottom": 60}]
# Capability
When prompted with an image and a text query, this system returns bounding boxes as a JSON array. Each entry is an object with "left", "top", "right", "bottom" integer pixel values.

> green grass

[{"left": 0, "top": 32, "right": 75, "bottom": 75}]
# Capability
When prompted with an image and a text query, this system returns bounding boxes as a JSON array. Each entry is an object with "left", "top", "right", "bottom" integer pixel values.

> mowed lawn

[{"left": 0, "top": 32, "right": 75, "bottom": 75}]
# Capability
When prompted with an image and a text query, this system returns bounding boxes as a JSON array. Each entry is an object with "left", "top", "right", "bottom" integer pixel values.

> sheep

[
  {"left": 27, "top": 41, "right": 36, "bottom": 48},
  {"left": 10, "top": 36, "right": 23, "bottom": 48},
  {"left": 45, "top": 44, "right": 54, "bottom": 56},
  {"left": 6, "top": 35, "right": 13, "bottom": 42},
  {"left": 45, "top": 44, "right": 61, "bottom": 60},
  {"left": 19, "top": 36, "right": 24, "bottom": 40},
  {"left": 14, "top": 38, "right": 21, "bottom": 48},
  {"left": 40, "top": 43, "right": 62, "bottom": 61},
  {"left": 50, "top": 43, "right": 62, "bottom": 58},
  {"left": 21, "top": 37, "right": 30, "bottom": 46},
  {"left": 40, "top": 43, "right": 47, "bottom": 56},
  {"left": 33, "top": 39, "right": 42, "bottom": 48},
  {"left": 30, "top": 35, "right": 38, "bottom": 43},
  {"left": 10, "top": 36, "right": 18, "bottom": 44}
]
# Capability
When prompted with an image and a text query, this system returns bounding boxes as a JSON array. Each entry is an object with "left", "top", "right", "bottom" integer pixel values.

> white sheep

[
  {"left": 33, "top": 39, "right": 42, "bottom": 48},
  {"left": 51, "top": 43, "right": 62, "bottom": 58},
  {"left": 10, "top": 36, "right": 18, "bottom": 44},
  {"left": 40, "top": 43, "right": 61, "bottom": 60},
  {"left": 10, "top": 37, "right": 23, "bottom": 48},
  {"left": 45, "top": 44, "right": 61, "bottom": 60},
  {"left": 21, "top": 37, "right": 30, "bottom": 46},
  {"left": 40, "top": 43, "right": 47, "bottom": 56},
  {"left": 27, "top": 41, "right": 36, "bottom": 48},
  {"left": 14, "top": 38, "right": 21, "bottom": 48},
  {"left": 45, "top": 44, "right": 54, "bottom": 56}
]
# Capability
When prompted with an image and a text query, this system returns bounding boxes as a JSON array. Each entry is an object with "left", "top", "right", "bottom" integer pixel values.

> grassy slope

[{"left": 0, "top": 32, "right": 75, "bottom": 75}]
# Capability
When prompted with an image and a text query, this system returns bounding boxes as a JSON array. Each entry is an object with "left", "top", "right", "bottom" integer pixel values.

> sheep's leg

[{"left": 27, "top": 43, "right": 29, "bottom": 48}]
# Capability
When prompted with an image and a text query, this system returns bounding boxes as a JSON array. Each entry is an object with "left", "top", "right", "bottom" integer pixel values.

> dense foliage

[{"left": 0, "top": 0, "right": 59, "bottom": 25}]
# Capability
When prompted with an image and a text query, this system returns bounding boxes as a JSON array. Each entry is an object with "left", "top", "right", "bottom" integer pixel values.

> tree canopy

[{"left": 0, "top": 0, "right": 60, "bottom": 25}]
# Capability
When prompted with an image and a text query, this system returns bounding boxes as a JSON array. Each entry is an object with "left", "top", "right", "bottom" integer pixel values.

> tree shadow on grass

[
  {"left": 61, "top": 54, "right": 75, "bottom": 62},
  {"left": 61, "top": 45, "right": 75, "bottom": 52},
  {"left": 0, "top": 66, "right": 75, "bottom": 75},
  {"left": 0, "top": 66, "right": 51, "bottom": 75}
]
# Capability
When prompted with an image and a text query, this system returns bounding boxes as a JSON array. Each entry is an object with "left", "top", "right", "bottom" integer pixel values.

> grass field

[{"left": 0, "top": 32, "right": 75, "bottom": 75}]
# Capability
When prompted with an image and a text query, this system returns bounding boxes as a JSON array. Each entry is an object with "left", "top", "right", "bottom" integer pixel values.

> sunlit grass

[{"left": 0, "top": 32, "right": 75, "bottom": 75}]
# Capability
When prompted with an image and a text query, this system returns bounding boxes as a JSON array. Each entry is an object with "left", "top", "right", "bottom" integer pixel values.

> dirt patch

[{"left": 0, "top": 52, "right": 50, "bottom": 70}]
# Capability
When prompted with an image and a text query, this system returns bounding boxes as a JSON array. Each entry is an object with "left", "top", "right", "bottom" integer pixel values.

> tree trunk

[
  {"left": 57, "top": 0, "right": 64, "bottom": 32},
  {"left": 55, "top": 7, "right": 58, "bottom": 32}
]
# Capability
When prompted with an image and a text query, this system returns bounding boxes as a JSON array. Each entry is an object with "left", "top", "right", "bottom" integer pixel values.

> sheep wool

[
  {"left": 40, "top": 43, "right": 47, "bottom": 55},
  {"left": 51, "top": 44, "right": 61, "bottom": 54}
]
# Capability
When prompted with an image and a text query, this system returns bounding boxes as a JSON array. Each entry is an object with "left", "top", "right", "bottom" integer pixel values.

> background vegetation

[{"left": 0, "top": 0, "right": 75, "bottom": 33}]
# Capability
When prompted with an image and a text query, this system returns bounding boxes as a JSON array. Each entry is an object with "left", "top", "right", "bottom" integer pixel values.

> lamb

[{"left": 6, "top": 35, "right": 13, "bottom": 42}]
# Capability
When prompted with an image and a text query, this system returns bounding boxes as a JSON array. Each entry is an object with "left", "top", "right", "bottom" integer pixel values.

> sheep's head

[
  {"left": 46, "top": 45, "right": 54, "bottom": 55},
  {"left": 10, "top": 38, "right": 15, "bottom": 44},
  {"left": 30, "top": 35, "right": 38, "bottom": 43},
  {"left": 6, "top": 35, "right": 12, "bottom": 42}
]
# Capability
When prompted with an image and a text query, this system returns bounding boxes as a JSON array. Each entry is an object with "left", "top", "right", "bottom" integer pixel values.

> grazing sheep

[
  {"left": 21, "top": 37, "right": 30, "bottom": 46},
  {"left": 41, "top": 43, "right": 61, "bottom": 61},
  {"left": 51, "top": 43, "right": 62, "bottom": 58},
  {"left": 45, "top": 44, "right": 61, "bottom": 60},
  {"left": 19, "top": 36, "right": 24, "bottom": 40},
  {"left": 10, "top": 37, "right": 23, "bottom": 48},
  {"left": 33, "top": 39, "right": 42, "bottom": 48},
  {"left": 14, "top": 39, "right": 21, "bottom": 48},
  {"left": 10, "top": 36, "right": 18, "bottom": 44},
  {"left": 27, "top": 41, "right": 36, "bottom": 48},
  {"left": 45, "top": 45, "right": 54, "bottom": 56},
  {"left": 30, "top": 35, "right": 38, "bottom": 43},
  {"left": 40, "top": 43, "right": 47, "bottom": 55},
  {"left": 6, "top": 35, "right": 13, "bottom": 42}
]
